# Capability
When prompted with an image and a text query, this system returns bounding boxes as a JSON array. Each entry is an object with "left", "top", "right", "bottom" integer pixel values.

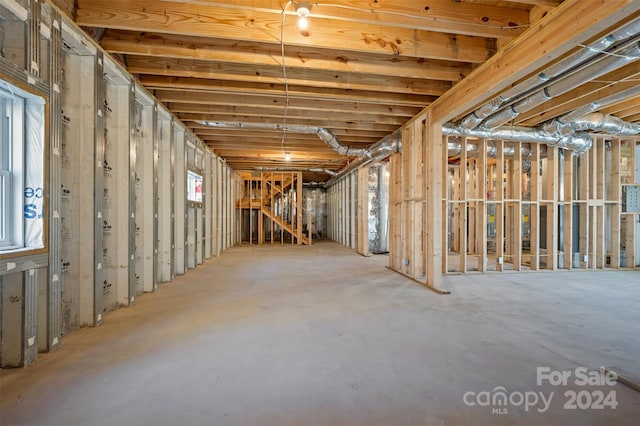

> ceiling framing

[{"left": 69, "top": 0, "right": 640, "bottom": 181}]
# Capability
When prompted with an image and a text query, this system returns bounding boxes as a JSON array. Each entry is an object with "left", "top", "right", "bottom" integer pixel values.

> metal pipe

[
  {"left": 197, "top": 120, "right": 368, "bottom": 157},
  {"left": 555, "top": 85, "right": 640, "bottom": 124},
  {"left": 482, "top": 41, "right": 640, "bottom": 129},
  {"left": 325, "top": 130, "right": 401, "bottom": 186},
  {"left": 458, "top": 17, "right": 640, "bottom": 129},
  {"left": 443, "top": 123, "right": 593, "bottom": 154},
  {"left": 315, "top": 127, "right": 368, "bottom": 157},
  {"left": 572, "top": 113, "right": 640, "bottom": 135},
  {"left": 253, "top": 166, "right": 337, "bottom": 176}
]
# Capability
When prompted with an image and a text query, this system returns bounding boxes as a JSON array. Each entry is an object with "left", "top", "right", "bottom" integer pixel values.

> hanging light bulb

[
  {"left": 297, "top": 15, "right": 309, "bottom": 31},
  {"left": 284, "top": 152, "right": 292, "bottom": 161},
  {"left": 296, "top": 3, "right": 310, "bottom": 31}
]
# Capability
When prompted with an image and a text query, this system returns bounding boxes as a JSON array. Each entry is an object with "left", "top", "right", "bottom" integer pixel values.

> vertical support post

[
  {"left": 579, "top": 149, "right": 590, "bottom": 268},
  {"left": 128, "top": 85, "right": 137, "bottom": 302},
  {"left": 28, "top": 0, "right": 41, "bottom": 77},
  {"left": 546, "top": 147, "right": 558, "bottom": 270},
  {"left": 513, "top": 142, "right": 522, "bottom": 271},
  {"left": 152, "top": 103, "right": 159, "bottom": 290},
  {"left": 563, "top": 151, "right": 574, "bottom": 269},
  {"left": 459, "top": 137, "right": 467, "bottom": 273},
  {"left": 357, "top": 166, "right": 370, "bottom": 256},
  {"left": 93, "top": 52, "right": 106, "bottom": 323},
  {"left": 47, "top": 7, "right": 62, "bottom": 351},
  {"left": 424, "top": 112, "right": 443, "bottom": 288},
  {"left": 477, "top": 138, "right": 487, "bottom": 272},
  {"left": 609, "top": 139, "right": 621, "bottom": 267},
  {"left": 495, "top": 140, "right": 504, "bottom": 272},
  {"left": 529, "top": 144, "right": 540, "bottom": 271},
  {"left": 23, "top": 269, "right": 39, "bottom": 365},
  {"left": 169, "top": 121, "right": 176, "bottom": 276},
  {"left": 297, "top": 172, "right": 303, "bottom": 244}
]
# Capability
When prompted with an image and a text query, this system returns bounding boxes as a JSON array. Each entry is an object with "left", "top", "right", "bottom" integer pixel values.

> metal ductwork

[
  {"left": 447, "top": 139, "right": 533, "bottom": 159},
  {"left": 443, "top": 123, "right": 593, "bottom": 154},
  {"left": 557, "top": 85, "right": 640, "bottom": 124},
  {"left": 328, "top": 107, "right": 640, "bottom": 185},
  {"left": 458, "top": 17, "right": 640, "bottom": 130},
  {"left": 253, "top": 166, "right": 337, "bottom": 176},
  {"left": 543, "top": 112, "right": 640, "bottom": 137},
  {"left": 325, "top": 131, "right": 401, "bottom": 186},
  {"left": 481, "top": 41, "right": 640, "bottom": 129},
  {"left": 198, "top": 120, "right": 368, "bottom": 157},
  {"left": 315, "top": 127, "right": 369, "bottom": 157}
]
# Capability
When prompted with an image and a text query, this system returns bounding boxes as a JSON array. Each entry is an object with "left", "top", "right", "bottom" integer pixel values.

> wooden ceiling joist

[
  {"left": 102, "top": 31, "right": 472, "bottom": 83},
  {"left": 76, "top": 0, "right": 496, "bottom": 62},
  {"left": 139, "top": 76, "right": 436, "bottom": 107},
  {"left": 126, "top": 56, "right": 452, "bottom": 96},
  {"left": 180, "top": 115, "right": 399, "bottom": 133},
  {"left": 72, "top": 0, "right": 638, "bottom": 180},
  {"left": 156, "top": 91, "right": 420, "bottom": 117}
]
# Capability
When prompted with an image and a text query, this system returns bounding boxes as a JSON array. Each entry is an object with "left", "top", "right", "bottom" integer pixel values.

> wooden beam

[
  {"left": 427, "top": 0, "right": 640, "bottom": 123},
  {"left": 139, "top": 76, "right": 436, "bottom": 107},
  {"left": 126, "top": 56, "right": 452, "bottom": 96},
  {"left": 76, "top": 0, "right": 495, "bottom": 62},
  {"left": 156, "top": 90, "right": 420, "bottom": 116},
  {"left": 167, "top": 103, "right": 412, "bottom": 126},
  {"left": 136, "top": 0, "right": 529, "bottom": 38},
  {"left": 180, "top": 115, "right": 400, "bottom": 132},
  {"left": 193, "top": 126, "right": 388, "bottom": 141},
  {"left": 102, "top": 31, "right": 472, "bottom": 82}
]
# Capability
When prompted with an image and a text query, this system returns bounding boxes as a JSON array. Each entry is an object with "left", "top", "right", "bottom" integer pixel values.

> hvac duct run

[
  {"left": 442, "top": 123, "right": 594, "bottom": 154},
  {"left": 326, "top": 131, "right": 402, "bottom": 186},
  {"left": 254, "top": 166, "right": 337, "bottom": 176},
  {"left": 480, "top": 41, "right": 640, "bottom": 130},
  {"left": 457, "top": 17, "right": 640, "bottom": 130},
  {"left": 197, "top": 121, "right": 368, "bottom": 157}
]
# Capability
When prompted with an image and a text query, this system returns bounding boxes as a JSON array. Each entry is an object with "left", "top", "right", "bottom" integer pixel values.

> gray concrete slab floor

[{"left": 1, "top": 241, "right": 639, "bottom": 426}]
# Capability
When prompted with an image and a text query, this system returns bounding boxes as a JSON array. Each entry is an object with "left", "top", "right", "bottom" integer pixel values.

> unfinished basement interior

[{"left": 1, "top": 0, "right": 639, "bottom": 425}]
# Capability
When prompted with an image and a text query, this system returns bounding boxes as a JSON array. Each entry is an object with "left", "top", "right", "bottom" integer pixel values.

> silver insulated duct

[
  {"left": 325, "top": 131, "right": 401, "bottom": 186},
  {"left": 442, "top": 123, "right": 593, "bottom": 154},
  {"left": 458, "top": 17, "right": 640, "bottom": 130},
  {"left": 198, "top": 121, "right": 368, "bottom": 157}
]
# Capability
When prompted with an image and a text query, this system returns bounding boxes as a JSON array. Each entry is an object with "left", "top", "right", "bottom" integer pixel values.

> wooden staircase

[{"left": 261, "top": 207, "right": 310, "bottom": 245}]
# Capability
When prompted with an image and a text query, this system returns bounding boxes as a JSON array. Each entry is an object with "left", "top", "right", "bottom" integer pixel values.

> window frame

[{"left": 0, "top": 86, "right": 25, "bottom": 250}]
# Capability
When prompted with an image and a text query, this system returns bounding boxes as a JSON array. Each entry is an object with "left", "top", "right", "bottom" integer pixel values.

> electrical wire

[
  {"left": 579, "top": 44, "right": 640, "bottom": 60},
  {"left": 280, "top": 1, "right": 293, "bottom": 158}
]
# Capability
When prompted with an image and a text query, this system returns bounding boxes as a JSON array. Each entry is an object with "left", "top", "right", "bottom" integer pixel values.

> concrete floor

[{"left": 1, "top": 241, "right": 639, "bottom": 426}]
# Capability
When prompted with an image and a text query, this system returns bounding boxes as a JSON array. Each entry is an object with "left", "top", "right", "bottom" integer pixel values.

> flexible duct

[
  {"left": 315, "top": 127, "right": 369, "bottom": 157},
  {"left": 198, "top": 120, "right": 368, "bottom": 157},
  {"left": 459, "top": 17, "right": 640, "bottom": 129},
  {"left": 482, "top": 42, "right": 640, "bottom": 129},
  {"left": 544, "top": 112, "right": 640, "bottom": 137},
  {"left": 443, "top": 123, "right": 593, "bottom": 154},
  {"left": 558, "top": 85, "right": 640, "bottom": 124},
  {"left": 254, "top": 166, "right": 337, "bottom": 176},
  {"left": 325, "top": 131, "right": 401, "bottom": 186}
]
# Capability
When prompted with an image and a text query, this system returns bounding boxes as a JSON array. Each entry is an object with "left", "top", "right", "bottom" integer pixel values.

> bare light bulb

[
  {"left": 297, "top": 16, "right": 309, "bottom": 31},
  {"left": 284, "top": 152, "right": 291, "bottom": 161},
  {"left": 296, "top": 5, "right": 310, "bottom": 31}
]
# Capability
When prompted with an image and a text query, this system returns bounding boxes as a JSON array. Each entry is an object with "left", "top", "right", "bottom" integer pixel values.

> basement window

[{"left": 0, "top": 79, "right": 45, "bottom": 253}]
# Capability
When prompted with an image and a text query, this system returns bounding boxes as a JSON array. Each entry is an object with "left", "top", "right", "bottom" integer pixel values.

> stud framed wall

[{"left": 0, "top": 0, "right": 238, "bottom": 368}]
